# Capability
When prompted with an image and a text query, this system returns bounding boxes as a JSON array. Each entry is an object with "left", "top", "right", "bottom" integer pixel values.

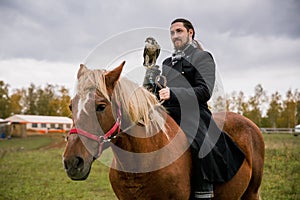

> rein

[
  {"left": 155, "top": 75, "right": 167, "bottom": 104},
  {"left": 155, "top": 75, "right": 167, "bottom": 89}
]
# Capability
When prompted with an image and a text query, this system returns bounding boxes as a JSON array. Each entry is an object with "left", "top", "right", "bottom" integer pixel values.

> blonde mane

[{"left": 77, "top": 67, "right": 167, "bottom": 136}]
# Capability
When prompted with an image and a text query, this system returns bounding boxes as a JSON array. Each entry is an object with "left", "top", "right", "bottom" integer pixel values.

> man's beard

[{"left": 174, "top": 37, "right": 190, "bottom": 51}]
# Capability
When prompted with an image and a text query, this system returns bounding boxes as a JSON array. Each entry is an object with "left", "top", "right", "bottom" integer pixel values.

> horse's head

[{"left": 63, "top": 61, "right": 125, "bottom": 180}]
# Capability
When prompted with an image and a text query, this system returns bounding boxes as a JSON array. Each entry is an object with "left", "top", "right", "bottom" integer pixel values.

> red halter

[{"left": 68, "top": 104, "right": 122, "bottom": 158}]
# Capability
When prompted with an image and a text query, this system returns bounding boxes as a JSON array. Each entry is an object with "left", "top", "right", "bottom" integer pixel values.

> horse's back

[{"left": 213, "top": 112, "right": 265, "bottom": 200}]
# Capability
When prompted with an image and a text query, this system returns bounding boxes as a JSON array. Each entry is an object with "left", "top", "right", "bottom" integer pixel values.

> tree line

[
  {"left": 211, "top": 84, "right": 300, "bottom": 128},
  {"left": 1, "top": 80, "right": 299, "bottom": 128},
  {"left": 0, "top": 80, "right": 71, "bottom": 119}
]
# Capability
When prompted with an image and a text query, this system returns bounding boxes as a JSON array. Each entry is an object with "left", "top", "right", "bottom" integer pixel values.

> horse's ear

[
  {"left": 105, "top": 61, "right": 125, "bottom": 88},
  {"left": 77, "top": 64, "right": 88, "bottom": 79}
]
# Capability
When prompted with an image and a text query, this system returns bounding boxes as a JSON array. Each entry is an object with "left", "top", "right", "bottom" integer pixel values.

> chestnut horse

[{"left": 63, "top": 61, "right": 264, "bottom": 200}]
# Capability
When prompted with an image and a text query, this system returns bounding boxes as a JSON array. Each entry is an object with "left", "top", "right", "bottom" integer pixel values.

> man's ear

[
  {"left": 77, "top": 64, "right": 88, "bottom": 79},
  {"left": 105, "top": 61, "right": 125, "bottom": 89},
  {"left": 188, "top": 29, "right": 194, "bottom": 40}
]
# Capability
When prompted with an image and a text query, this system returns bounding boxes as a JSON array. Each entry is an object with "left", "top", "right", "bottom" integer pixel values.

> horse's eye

[{"left": 96, "top": 104, "right": 106, "bottom": 112}]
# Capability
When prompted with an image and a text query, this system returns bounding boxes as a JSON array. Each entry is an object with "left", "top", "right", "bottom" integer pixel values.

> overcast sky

[{"left": 0, "top": 0, "right": 299, "bottom": 97}]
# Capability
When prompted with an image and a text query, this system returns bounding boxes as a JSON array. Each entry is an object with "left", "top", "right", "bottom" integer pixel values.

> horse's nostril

[
  {"left": 64, "top": 157, "right": 84, "bottom": 171},
  {"left": 75, "top": 156, "right": 84, "bottom": 169}
]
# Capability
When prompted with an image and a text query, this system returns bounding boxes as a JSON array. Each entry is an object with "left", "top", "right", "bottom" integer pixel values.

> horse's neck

[
  {"left": 109, "top": 123, "right": 168, "bottom": 171},
  {"left": 113, "top": 124, "right": 169, "bottom": 152},
  {"left": 110, "top": 116, "right": 190, "bottom": 172}
]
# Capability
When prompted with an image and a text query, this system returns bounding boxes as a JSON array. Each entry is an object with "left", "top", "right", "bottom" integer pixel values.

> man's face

[{"left": 170, "top": 22, "right": 193, "bottom": 50}]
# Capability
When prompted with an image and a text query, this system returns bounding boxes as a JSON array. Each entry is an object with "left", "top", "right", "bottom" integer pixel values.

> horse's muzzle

[{"left": 63, "top": 156, "right": 91, "bottom": 180}]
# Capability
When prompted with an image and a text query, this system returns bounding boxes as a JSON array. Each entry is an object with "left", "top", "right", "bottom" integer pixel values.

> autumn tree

[
  {"left": 243, "top": 84, "right": 267, "bottom": 126},
  {"left": 24, "top": 83, "right": 38, "bottom": 115},
  {"left": 266, "top": 91, "right": 282, "bottom": 128},
  {"left": 10, "top": 89, "right": 24, "bottom": 115},
  {"left": 57, "top": 87, "right": 72, "bottom": 117},
  {"left": 210, "top": 95, "right": 226, "bottom": 112},
  {"left": 236, "top": 91, "right": 247, "bottom": 114},
  {"left": 280, "top": 89, "right": 298, "bottom": 128},
  {"left": 35, "top": 84, "right": 55, "bottom": 115},
  {"left": 296, "top": 90, "right": 300, "bottom": 125},
  {"left": 227, "top": 91, "right": 238, "bottom": 113},
  {"left": 0, "top": 81, "right": 11, "bottom": 118}
]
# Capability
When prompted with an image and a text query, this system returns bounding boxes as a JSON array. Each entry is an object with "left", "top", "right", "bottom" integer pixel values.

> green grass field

[
  {"left": 0, "top": 133, "right": 299, "bottom": 199},
  {"left": 261, "top": 134, "right": 299, "bottom": 200}
]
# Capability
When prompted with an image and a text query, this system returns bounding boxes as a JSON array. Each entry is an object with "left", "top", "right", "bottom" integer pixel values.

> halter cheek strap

[{"left": 68, "top": 104, "right": 122, "bottom": 158}]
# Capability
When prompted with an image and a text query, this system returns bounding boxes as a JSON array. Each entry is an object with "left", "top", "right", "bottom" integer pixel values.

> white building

[
  {"left": 5, "top": 114, "right": 73, "bottom": 136},
  {"left": 295, "top": 124, "right": 300, "bottom": 133}
]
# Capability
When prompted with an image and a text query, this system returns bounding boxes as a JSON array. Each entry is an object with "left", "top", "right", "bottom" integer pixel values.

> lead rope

[{"left": 155, "top": 75, "right": 167, "bottom": 104}]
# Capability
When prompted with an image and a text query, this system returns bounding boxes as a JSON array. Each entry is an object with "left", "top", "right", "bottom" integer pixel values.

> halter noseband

[{"left": 68, "top": 103, "right": 122, "bottom": 158}]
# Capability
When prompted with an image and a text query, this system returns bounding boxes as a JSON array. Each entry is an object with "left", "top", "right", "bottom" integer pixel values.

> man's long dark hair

[{"left": 171, "top": 18, "right": 203, "bottom": 50}]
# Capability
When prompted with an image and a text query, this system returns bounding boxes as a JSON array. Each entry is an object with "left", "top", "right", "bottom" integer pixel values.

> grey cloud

[
  {"left": 235, "top": 0, "right": 300, "bottom": 38},
  {"left": 0, "top": 0, "right": 133, "bottom": 62},
  {"left": 0, "top": 0, "right": 300, "bottom": 62}
]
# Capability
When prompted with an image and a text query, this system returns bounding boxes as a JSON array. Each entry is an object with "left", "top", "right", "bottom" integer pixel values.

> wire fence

[{"left": 260, "top": 127, "right": 299, "bottom": 136}]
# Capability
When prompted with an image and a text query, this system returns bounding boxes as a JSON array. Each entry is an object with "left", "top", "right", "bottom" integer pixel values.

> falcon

[{"left": 143, "top": 37, "right": 160, "bottom": 68}]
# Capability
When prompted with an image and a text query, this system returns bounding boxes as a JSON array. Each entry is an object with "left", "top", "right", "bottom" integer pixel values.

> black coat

[{"left": 161, "top": 45, "right": 245, "bottom": 182}]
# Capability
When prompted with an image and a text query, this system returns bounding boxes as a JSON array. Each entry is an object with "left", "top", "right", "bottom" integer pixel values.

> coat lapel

[{"left": 162, "top": 58, "right": 182, "bottom": 83}]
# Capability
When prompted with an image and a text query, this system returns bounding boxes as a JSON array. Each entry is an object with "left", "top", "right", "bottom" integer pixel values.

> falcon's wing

[
  {"left": 143, "top": 46, "right": 148, "bottom": 66},
  {"left": 143, "top": 46, "right": 148, "bottom": 58},
  {"left": 156, "top": 47, "right": 160, "bottom": 59}
]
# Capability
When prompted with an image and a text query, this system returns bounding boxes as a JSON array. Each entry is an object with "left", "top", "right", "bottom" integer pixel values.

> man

[{"left": 159, "top": 18, "right": 245, "bottom": 199}]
